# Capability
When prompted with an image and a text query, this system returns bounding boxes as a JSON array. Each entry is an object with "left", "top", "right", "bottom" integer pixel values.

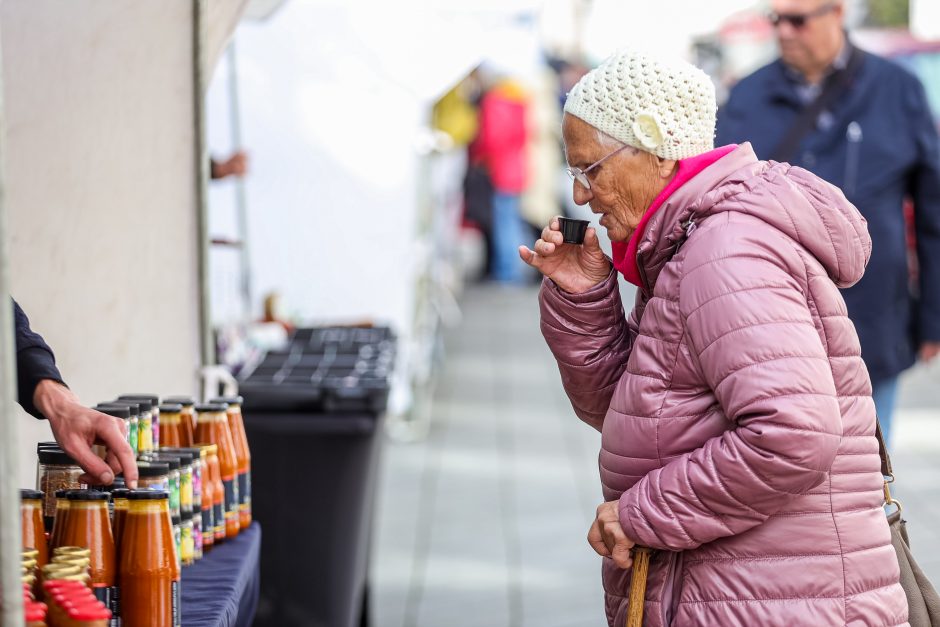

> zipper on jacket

[{"left": 844, "top": 121, "right": 862, "bottom": 197}]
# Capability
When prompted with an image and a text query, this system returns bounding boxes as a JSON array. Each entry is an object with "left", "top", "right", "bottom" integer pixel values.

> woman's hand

[
  {"left": 588, "top": 500, "right": 635, "bottom": 569},
  {"left": 518, "top": 217, "right": 611, "bottom": 294}
]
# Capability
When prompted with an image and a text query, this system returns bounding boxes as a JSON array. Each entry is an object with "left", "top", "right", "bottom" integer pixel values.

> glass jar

[
  {"left": 159, "top": 449, "right": 196, "bottom": 517},
  {"left": 60, "top": 491, "right": 117, "bottom": 616},
  {"left": 195, "top": 404, "right": 240, "bottom": 539},
  {"left": 163, "top": 397, "right": 196, "bottom": 448},
  {"left": 94, "top": 404, "right": 134, "bottom": 456},
  {"left": 143, "top": 454, "right": 181, "bottom": 521},
  {"left": 105, "top": 401, "right": 141, "bottom": 456},
  {"left": 21, "top": 489, "right": 48, "bottom": 567},
  {"left": 180, "top": 514, "right": 194, "bottom": 567},
  {"left": 157, "top": 405, "right": 184, "bottom": 448},
  {"left": 36, "top": 449, "right": 85, "bottom": 526},
  {"left": 211, "top": 396, "right": 252, "bottom": 529},
  {"left": 117, "top": 397, "right": 155, "bottom": 454},
  {"left": 172, "top": 515, "right": 182, "bottom": 573},
  {"left": 192, "top": 507, "right": 203, "bottom": 561},
  {"left": 119, "top": 490, "right": 179, "bottom": 627},
  {"left": 196, "top": 444, "right": 224, "bottom": 544},
  {"left": 119, "top": 395, "right": 160, "bottom": 451},
  {"left": 111, "top": 489, "right": 130, "bottom": 563},
  {"left": 49, "top": 490, "right": 75, "bottom": 552},
  {"left": 136, "top": 461, "right": 170, "bottom": 497}
]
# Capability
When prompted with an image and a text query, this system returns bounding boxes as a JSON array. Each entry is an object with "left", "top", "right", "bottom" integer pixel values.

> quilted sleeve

[
  {"left": 618, "top": 223, "right": 842, "bottom": 551},
  {"left": 539, "top": 268, "right": 637, "bottom": 432}
]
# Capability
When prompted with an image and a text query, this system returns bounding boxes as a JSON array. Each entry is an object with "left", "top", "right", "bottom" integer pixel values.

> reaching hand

[
  {"left": 588, "top": 500, "right": 635, "bottom": 569},
  {"left": 33, "top": 380, "right": 138, "bottom": 488},
  {"left": 518, "top": 217, "right": 611, "bottom": 294}
]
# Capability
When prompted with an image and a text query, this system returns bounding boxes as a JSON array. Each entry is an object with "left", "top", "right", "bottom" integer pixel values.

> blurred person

[
  {"left": 13, "top": 300, "right": 137, "bottom": 487},
  {"left": 716, "top": 0, "right": 940, "bottom": 446},
  {"left": 521, "top": 50, "right": 906, "bottom": 626},
  {"left": 470, "top": 77, "right": 530, "bottom": 283},
  {"left": 210, "top": 149, "right": 249, "bottom": 179}
]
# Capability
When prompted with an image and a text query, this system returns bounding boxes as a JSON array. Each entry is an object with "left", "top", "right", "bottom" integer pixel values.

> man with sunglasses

[{"left": 716, "top": 0, "right": 940, "bottom": 448}]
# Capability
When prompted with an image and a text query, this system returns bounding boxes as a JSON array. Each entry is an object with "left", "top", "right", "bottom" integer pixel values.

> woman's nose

[{"left": 572, "top": 181, "right": 592, "bottom": 206}]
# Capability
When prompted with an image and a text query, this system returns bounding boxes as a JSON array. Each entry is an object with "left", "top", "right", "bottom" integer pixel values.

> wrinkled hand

[
  {"left": 33, "top": 380, "right": 138, "bottom": 488},
  {"left": 919, "top": 341, "right": 940, "bottom": 363},
  {"left": 588, "top": 500, "right": 635, "bottom": 569},
  {"left": 518, "top": 217, "right": 611, "bottom": 294}
]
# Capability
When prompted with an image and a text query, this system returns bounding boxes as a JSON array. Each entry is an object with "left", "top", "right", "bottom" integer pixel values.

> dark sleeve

[
  {"left": 13, "top": 300, "right": 65, "bottom": 418},
  {"left": 715, "top": 83, "right": 746, "bottom": 147},
  {"left": 906, "top": 77, "right": 940, "bottom": 343}
]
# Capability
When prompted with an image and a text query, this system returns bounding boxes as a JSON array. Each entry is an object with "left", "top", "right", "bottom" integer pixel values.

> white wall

[{"left": 2, "top": 0, "right": 244, "bottom": 486}]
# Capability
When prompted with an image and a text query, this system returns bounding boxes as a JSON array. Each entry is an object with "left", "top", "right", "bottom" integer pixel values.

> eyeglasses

[
  {"left": 565, "top": 144, "right": 630, "bottom": 191},
  {"left": 767, "top": 2, "right": 836, "bottom": 29}
]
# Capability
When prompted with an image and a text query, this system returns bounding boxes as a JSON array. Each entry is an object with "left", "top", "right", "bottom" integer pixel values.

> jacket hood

[{"left": 639, "top": 143, "right": 872, "bottom": 289}]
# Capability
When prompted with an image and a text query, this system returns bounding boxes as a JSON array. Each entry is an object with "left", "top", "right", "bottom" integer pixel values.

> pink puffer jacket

[{"left": 540, "top": 143, "right": 908, "bottom": 626}]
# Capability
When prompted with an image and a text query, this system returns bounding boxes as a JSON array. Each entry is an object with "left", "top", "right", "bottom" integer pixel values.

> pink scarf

[{"left": 612, "top": 145, "right": 736, "bottom": 286}]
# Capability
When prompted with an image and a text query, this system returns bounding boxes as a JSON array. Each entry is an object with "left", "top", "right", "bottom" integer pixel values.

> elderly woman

[{"left": 520, "top": 50, "right": 908, "bottom": 626}]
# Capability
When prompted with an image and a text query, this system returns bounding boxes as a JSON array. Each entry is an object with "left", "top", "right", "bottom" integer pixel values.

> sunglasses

[{"left": 767, "top": 2, "right": 836, "bottom": 29}]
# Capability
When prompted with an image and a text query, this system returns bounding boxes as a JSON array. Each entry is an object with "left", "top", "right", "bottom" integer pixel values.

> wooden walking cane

[{"left": 626, "top": 546, "right": 653, "bottom": 627}]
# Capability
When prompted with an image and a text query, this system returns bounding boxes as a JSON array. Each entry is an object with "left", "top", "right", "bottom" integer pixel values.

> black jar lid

[
  {"left": 208, "top": 396, "right": 243, "bottom": 406},
  {"left": 67, "top": 490, "right": 109, "bottom": 501},
  {"left": 38, "top": 449, "right": 79, "bottom": 466},
  {"left": 107, "top": 400, "right": 140, "bottom": 416},
  {"left": 127, "top": 489, "right": 168, "bottom": 500},
  {"left": 36, "top": 441, "right": 59, "bottom": 452},
  {"left": 20, "top": 489, "right": 43, "bottom": 500},
  {"left": 181, "top": 510, "right": 193, "bottom": 523},
  {"left": 195, "top": 403, "right": 228, "bottom": 413},
  {"left": 111, "top": 488, "right": 131, "bottom": 499},
  {"left": 117, "top": 396, "right": 154, "bottom": 412},
  {"left": 157, "top": 449, "right": 194, "bottom": 464},
  {"left": 163, "top": 396, "right": 195, "bottom": 406},
  {"left": 136, "top": 461, "right": 170, "bottom": 477},
  {"left": 54, "top": 489, "right": 73, "bottom": 499},
  {"left": 193, "top": 502, "right": 202, "bottom": 513},
  {"left": 143, "top": 454, "right": 180, "bottom": 471},
  {"left": 160, "top": 447, "right": 201, "bottom": 459},
  {"left": 95, "top": 405, "right": 130, "bottom": 419},
  {"left": 171, "top": 515, "right": 181, "bottom": 526},
  {"left": 119, "top": 393, "right": 159, "bottom": 405},
  {"left": 158, "top": 404, "right": 184, "bottom": 414}
]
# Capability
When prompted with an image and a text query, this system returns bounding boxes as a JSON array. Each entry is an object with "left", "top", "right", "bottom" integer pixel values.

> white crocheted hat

[{"left": 564, "top": 49, "right": 717, "bottom": 160}]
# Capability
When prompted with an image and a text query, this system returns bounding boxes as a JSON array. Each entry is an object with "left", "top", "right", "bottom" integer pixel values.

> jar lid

[
  {"left": 181, "top": 510, "right": 193, "bottom": 522},
  {"left": 127, "top": 489, "right": 169, "bottom": 500},
  {"left": 142, "top": 454, "right": 181, "bottom": 471},
  {"left": 95, "top": 404, "right": 131, "bottom": 419},
  {"left": 111, "top": 488, "right": 131, "bottom": 499},
  {"left": 158, "top": 449, "right": 194, "bottom": 464},
  {"left": 160, "top": 447, "right": 201, "bottom": 459},
  {"left": 66, "top": 490, "right": 108, "bottom": 501},
  {"left": 20, "top": 489, "right": 43, "bottom": 500},
  {"left": 106, "top": 400, "right": 140, "bottom": 416},
  {"left": 195, "top": 403, "right": 228, "bottom": 413},
  {"left": 54, "top": 489, "right": 77, "bottom": 499},
  {"left": 164, "top": 395, "right": 195, "bottom": 406},
  {"left": 159, "top": 403, "right": 184, "bottom": 414},
  {"left": 37, "top": 449, "right": 79, "bottom": 466},
  {"left": 116, "top": 396, "right": 153, "bottom": 412},
  {"left": 36, "top": 441, "right": 59, "bottom": 451},
  {"left": 136, "top": 461, "right": 170, "bottom": 477},
  {"left": 118, "top": 393, "right": 159, "bottom": 406},
  {"left": 209, "top": 396, "right": 244, "bottom": 406},
  {"left": 172, "top": 515, "right": 181, "bottom": 525},
  {"left": 67, "top": 604, "right": 111, "bottom": 620}
]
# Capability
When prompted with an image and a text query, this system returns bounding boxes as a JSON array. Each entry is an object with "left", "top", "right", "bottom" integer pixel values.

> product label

[
  {"left": 181, "top": 525, "right": 194, "bottom": 565},
  {"left": 214, "top": 502, "right": 224, "bottom": 538},
  {"left": 128, "top": 421, "right": 138, "bottom": 455},
  {"left": 93, "top": 584, "right": 111, "bottom": 611},
  {"left": 202, "top": 507, "right": 213, "bottom": 538},
  {"left": 152, "top": 412, "right": 160, "bottom": 448},
  {"left": 193, "top": 518, "right": 203, "bottom": 558},
  {"left": 169, "top": 476, "right": 181, "bottom": 515},
  {"left": 143, "top": 478, "right": 169, "bottom": 495},
  {"left": 181, "top": 470, "right": 193, "bottom": 512},
  {"left": 110, "top": 585, "right": 121, "bottom": 627},
  {"left": 238, "top": 471, "right": 251, "bottom": 514},
  {"left": 223, "top": 477, "right": 239, "bottom": 524},
  {"left": 192, "top": 466, "right": 202, "bottom": 506},
  {"left": 171, "top": 579, "right": 180, "bottom": 627},
  {"left": 139, "top": 416, "right": 154, "bottom": 453}
]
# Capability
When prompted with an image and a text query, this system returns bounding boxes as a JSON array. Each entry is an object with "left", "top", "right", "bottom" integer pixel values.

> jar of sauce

[
  {"left": 210, "top": 396, "right": 252, "bottom": 529},
  {"left": 117, "top": 396, "right": 156, "bottom": 453},
  {"left": 120, "top": 490, "right": 180, "bottom": 627},
  {"left": 21, "top": 489, "right": 48, "bottom": 567},
  {"left": 157, "top": 404, "right": 184, "bottom": 448},
  {"left": 163, "top": 397, "right": 196, "bottom": 448},
  {"left": 194, "top": 404, "right": 240, "bottom": 539},
  {"left": 60, "top": 491, "right": 117, "bottom": 618}
]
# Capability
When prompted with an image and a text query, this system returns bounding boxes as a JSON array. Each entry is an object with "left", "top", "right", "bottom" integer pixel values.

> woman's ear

[{"left": 657, "top": 157, "right": 678, "bottom": 180}]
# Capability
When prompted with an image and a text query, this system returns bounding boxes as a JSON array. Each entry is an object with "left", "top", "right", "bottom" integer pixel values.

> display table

[{"left": 181, "top": 521, "right": 262, "bottom": 627}]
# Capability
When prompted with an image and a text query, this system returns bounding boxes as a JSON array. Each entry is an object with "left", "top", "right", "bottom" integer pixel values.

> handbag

[
  {"left": 876, "top": 422, "right": 940, "bottom": 626},
  {"left": 622, "top": 423, "right": 940, "bottom": 627}
]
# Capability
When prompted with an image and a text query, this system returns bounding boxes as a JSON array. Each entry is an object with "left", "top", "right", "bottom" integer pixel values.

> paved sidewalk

[{"left": 372, "top": 282, "right": 940, "bottom": 627}]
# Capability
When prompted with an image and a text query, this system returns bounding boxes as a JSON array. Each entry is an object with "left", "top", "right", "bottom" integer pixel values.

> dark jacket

[
  {"left": 716, "top": 46, "right": 940, "bottom": 382},
  {"left": 14, "top": 300, "right": 64, "bottom": 417}
]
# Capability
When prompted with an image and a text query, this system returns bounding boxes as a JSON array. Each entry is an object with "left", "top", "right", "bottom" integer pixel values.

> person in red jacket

[{"left": 470, "top": 79, "right": 530, "bottom": 283}]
